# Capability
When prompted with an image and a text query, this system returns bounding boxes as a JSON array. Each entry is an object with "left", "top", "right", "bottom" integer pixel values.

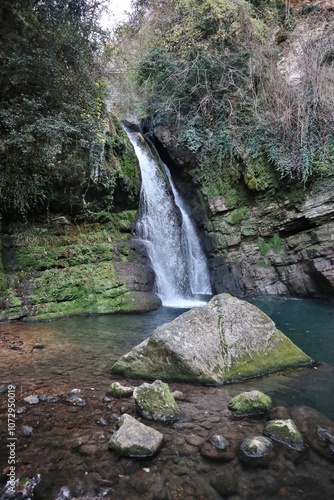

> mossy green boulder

[
  {"left": 228, "top": 390, "right": 272, "bottom": 417},
  {"left": 133, "top": 380, "right": 180, "bottom": 423},
  {"left": 111, "top": 293, "right": 312, "bottom": 384},
  {"left": 264, "top": 419, "right": 304, "bottom": 451}
]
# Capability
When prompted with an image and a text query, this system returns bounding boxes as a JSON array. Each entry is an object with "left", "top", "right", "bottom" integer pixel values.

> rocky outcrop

[
  {"left": 0, "top": 211, "right": 160, "bottom": 321},
  {"left": 111, "top": 293, "right": 312, "bottom": 384},
  {"left": 208, "top": 181, "right": 334, "bottom": 298}
]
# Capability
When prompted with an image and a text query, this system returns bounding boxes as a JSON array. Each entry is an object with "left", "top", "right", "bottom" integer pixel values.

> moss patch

[
  {"left": 133, "top": 380, "right": 180, "bottom": 422},
  {"left": 228, "top": 390, "right": 272, "bottom": 417},
  {"left": 264, "top": 419, "right": 304, "bottom": 450},
  {"left": 224, "top": 330, "right": 312, "bottom": 383}
]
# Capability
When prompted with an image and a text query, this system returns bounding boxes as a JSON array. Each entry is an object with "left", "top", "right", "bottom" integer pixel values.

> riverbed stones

[
  {"left": 264, "top": 419, "right": 304, "bottom": 451},
  {"left": 200, "top": 435, "right": 236, "bottom": 461},
  {"left": 106, "top": 382, "right": 134, "bottom": 398},
  {"left": 108, "top": 414, "right": 163, "bottom": 457},
  {"left": 111, "top": 293, "right": 312, "bottom": 384},
  {"left": 133, "top": 380, "right": 180, "bottom": 423},
  {"left": 239, "top": 436, "right": 273, "bottom": 466},
  {"left": 228, "top": 390, "right": 272, "bottom": 418}
]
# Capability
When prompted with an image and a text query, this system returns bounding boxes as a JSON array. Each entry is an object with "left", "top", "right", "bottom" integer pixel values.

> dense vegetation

[
  {"left": 0, "top": 0, "right": 111, "bottom": 218},
  {"left": 109, "top": 0, "right": 334, "bottom": 189}
]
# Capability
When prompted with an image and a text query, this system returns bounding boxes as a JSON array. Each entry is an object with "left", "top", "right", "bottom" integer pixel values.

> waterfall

[{"left": 128, "top": 131, "right": 212, "bottom": 308}]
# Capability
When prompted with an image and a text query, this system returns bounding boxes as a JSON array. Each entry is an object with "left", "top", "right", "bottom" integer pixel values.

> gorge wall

[
  {"left": 0, "top": 116, "right": 160, "bottom": 321},
  {"left": 153, "top": 127, "right": 334, "bottom": 300}
]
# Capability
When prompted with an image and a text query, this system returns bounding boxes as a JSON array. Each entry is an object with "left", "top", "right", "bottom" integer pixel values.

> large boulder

[{"left": 111, "top": 294, "right": 312, "bottom": 384}]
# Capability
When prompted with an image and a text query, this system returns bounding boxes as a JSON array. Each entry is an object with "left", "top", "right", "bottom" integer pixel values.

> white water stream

[{"left": 128, "top": 132, "right": 212, "bottom": 307}]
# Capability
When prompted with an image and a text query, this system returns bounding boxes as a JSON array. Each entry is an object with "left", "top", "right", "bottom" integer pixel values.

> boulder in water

[
  {"left": 239, "top": 436, "right": 273, "bottom": 466},
  {"left": 133, "top": 380, "right": 180, "bottom": 423},
  {"left": 264, "top": 419, "right": 304, "bottom": 451},
  {"left": 108, "top": 413, "right": 163, "bottom": 457},
  {"left": 111, "top": 294, "right": 312, "bottom": 384},
  {"left": 228, "top": 390, "right": 272, "bottom": 418}
]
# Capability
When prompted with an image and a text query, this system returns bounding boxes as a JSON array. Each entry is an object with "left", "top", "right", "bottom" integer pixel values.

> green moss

[
  {"left": 257, "top": 233, "right": 282, "bottom": 255},
  {"left": 226, "top": 206, "right": 250, "bottom": 225},
  {"left": 134, "top": 380, "right": 180, "bottom": 422},
  {"left": 228, "top": 390, "right": 272, "bottom": 416},
  {"left": 107, "top": 382, "right": 134, "bottom": 398},
  {"left": 112, "top": 339, "right": 216, "bottom": 384},
  {"left": 244, "top": 156, "right": 279, "bottom": 192},
  {"left": 224, "top": 330, "right": 312, "bottom": 383},
  {"left": 264, "top": 419, "right": 304, "bottom": 450}
]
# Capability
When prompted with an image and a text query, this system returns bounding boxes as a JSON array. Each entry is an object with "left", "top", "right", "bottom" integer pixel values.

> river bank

[{"left": 0, "top": 302, "right": 333, "bottom": 499}]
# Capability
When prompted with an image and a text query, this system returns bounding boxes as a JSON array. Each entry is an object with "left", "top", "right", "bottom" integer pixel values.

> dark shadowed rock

[
  {"left": 239, "top": 436, "right": 273, "bottom": 466},
  {"left": 111, "top": 293, "right": 312, "bottom": 384}
]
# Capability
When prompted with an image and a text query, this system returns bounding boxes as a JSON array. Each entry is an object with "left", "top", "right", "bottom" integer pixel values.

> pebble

[
  {"left": 21, "top": 425, "right": 33, "bottom": 436},
  {"left": 97, "top": 417, "right": 108, "bottom": 426},
  {"left": 24, "top": 395, "right": 40, "bottom": 405}
]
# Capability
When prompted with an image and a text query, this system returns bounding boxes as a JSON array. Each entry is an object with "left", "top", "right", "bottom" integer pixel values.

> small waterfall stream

[{"left": 128, "top": 131, "right": 212, "bottom": 307}]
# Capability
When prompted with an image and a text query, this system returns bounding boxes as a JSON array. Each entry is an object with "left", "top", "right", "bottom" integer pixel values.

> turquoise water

[{"left": 49, "top": 295, "right": 334, "bottom": 419}]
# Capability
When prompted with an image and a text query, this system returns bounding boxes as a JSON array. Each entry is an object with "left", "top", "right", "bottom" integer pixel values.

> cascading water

[{"left": 128, "top": 131, "right": 212, "bottom": 308}]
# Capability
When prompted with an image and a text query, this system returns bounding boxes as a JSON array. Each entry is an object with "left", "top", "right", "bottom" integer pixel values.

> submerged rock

[
  {"left": 23, "top": 395, "right": 39, "bottom": 405},
  {"left": 133, "top": 380, "right": 180, "bottom": 423},
  {"left": 239, "top": 436, "right": 273, "bottom": 466},
  {"left": 107, "top": 382, "right": 134, "bottom": 398},
  {"left": 108, "top": 413, "right": 163, "bottom": 457},
  {"left": 200, "top": 435, "right": 236, "bottom": 461},
  {"left": 228, "top": 390, "right": 272, "bottom": 417},
  {"left": 264, "top": 419, "right": 304, "bottom": 451},
  {"left": 111, "top": 293, "right": 312, "bottom": 384}
]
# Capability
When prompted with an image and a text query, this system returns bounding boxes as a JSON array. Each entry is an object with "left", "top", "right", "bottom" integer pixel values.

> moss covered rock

[
  {"left": 133, "top": 380, "right": 180, "bottom": 423},
  {"left": 108, "top": 414, "right": 163, "bottom": 457},
  {"left": 228, "top": 390, "right": 272, "bottom": 418},
  {"left": 111, "top": 293, "right": 312, "bottom": 384},
  {"left": 107, "top": 382, "right": 134, "bottom": 398},
  {"left": 239, "top": 436, "right": 273, "bottom": 466},
  {"left": 264, "top": 419, "right": 304, "bottom": 451}
]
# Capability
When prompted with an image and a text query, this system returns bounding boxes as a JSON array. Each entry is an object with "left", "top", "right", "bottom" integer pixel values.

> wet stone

[
  {"left": 264, "top": 419, "right": 304, "bottom": 451},
  {"left": 24, "top": 395, "right": 40, "bottom": 405},
  {"left": 21, "top": 425, "right": 33, "bottom": 436},
  {"left": 200, "top": 437, "right": 236, "bottom": 461},
  {"left": 134, "top": 380, "right": 180, "bottom": 423},
  {"left": 210, "top": 435, "right": 229, "bottom": 450},
  {"left": 97, "top": 417, "right": 108, "bottom": 427},
  {"left": 107, "top": 382, "right": 134, "bottom": 398},
  {"left": 185, "top": 434, "right": 204, "bottom": 447},
  {"left": 228, "top": 390, "right": 272, "bottom": 418},
  {"left": 239, "top": 436, "right": 273, "bottom": 466},
  {"left": 108, "top": 413, "right": 163, "bottom": 458}
]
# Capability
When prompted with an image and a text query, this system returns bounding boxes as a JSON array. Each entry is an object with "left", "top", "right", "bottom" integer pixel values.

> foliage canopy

[
  {"left": 0, "top": 0, "right": 109, "bottom": 217},
  {"left": 109, "top": 0, "right": 334, "bottom": 185}
]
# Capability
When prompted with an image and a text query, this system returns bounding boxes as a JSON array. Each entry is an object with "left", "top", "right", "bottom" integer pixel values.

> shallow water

[{"left": 0, "top": 296, "right": 333, "bottom": 499}]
